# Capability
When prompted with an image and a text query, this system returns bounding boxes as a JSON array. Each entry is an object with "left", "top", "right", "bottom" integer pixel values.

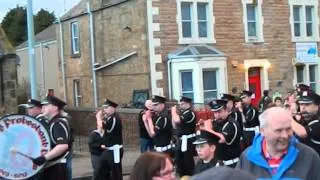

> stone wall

[
  {"left": 0, "top": 55, "right": 18, "bottom": 114},
  {"left": 59, "top": 0, "right": 150, "bottom": 108}
]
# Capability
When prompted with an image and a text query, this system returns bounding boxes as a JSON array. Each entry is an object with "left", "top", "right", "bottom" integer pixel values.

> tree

[
  {"left": 1, "top": 6, "right": 27, "bottom": 46},
  {"left": 34, "top": 9, "right": 56, "bottom": 34},
  {"left": 1, "top": 6, "right": 56, "bottom": 46}
]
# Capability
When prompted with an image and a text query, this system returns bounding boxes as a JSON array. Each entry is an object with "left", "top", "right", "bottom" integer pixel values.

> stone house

[
  {"left": 59, "top": 0, "right": 320, "bottom": 108},
  {"left": 0, "top": 26, "right": 19, "bottom": 113},
  {"left": 58, "top": 0, "right": 149, "bottom": 108}
]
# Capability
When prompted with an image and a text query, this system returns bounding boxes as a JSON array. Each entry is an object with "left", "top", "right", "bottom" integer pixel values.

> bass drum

[{"left": 0, "top": 114, "right": 51, "bottom": 180}]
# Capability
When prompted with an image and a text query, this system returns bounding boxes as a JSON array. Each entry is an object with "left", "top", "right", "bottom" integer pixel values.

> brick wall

[{"left": 151, "top": 0, "right": 303, "bottom": 96}]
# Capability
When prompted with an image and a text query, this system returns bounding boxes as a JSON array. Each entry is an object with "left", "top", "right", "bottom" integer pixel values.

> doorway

[{"left": 248, "top": 67, "right": 261, "bottom": 107}]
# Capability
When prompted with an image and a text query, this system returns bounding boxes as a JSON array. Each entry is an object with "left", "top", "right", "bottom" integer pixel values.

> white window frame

[
  {"left": 73, "top": 79, "right": 82, "bottom": 107},
  {"left": 71, "top": 21, "right": 80, "bottom": 54},
  {"left": 176, "top": 0, "right": 215, "bottom": 44},
  {"left": 171, "top": 57, "right": 227, "bottom": 104},
  {"left": 289, "top": 0, "right": 319, "bottom": 42},
  {"left": 293, "top": 63, "right": 318, "bottom": 92},
  {"left": 242, "top": 0, "right": 264, "bottom": 43}
]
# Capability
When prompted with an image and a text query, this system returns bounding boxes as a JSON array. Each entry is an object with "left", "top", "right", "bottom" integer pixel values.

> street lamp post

[{"left": 27, "top": 0, "right": 37, "bottom": 99}]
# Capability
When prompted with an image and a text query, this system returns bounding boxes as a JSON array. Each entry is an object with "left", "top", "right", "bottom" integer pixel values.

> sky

[{"left": 0, "top": 0, "right": 81, "bottom": 22}]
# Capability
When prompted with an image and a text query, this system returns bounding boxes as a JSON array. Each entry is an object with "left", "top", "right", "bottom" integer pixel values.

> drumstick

[{"left": 10, "top": 147, "right": 34, "bottom": 161}]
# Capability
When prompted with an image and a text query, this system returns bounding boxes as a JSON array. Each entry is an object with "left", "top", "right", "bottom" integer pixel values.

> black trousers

[
  {"left": 242, "top": 131, "right": 255, "bottom": 150},
  {"left": 91, "top": 154, "right": 101, "bottom": 180},
  {"left": 95, "top": 149, "right": 123, "bottom": 180},
  {"left": 39, "top": 163, "right": 67, "bottom": 180},
  {"left": 176, "top": 141, "right": 196, "bottom": 176}
]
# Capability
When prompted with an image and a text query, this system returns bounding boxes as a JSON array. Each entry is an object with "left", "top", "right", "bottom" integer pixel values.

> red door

[{"left": 248, "top": 67, "right": 261, "bottom": 107}]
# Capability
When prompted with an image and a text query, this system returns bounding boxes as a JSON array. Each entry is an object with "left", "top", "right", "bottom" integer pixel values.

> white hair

[
  {"left": 259, "top": 111, "right": 268, "bottom": 129},
  {"left": 259, "top": 107, "right": 289, "bottom": 129}
]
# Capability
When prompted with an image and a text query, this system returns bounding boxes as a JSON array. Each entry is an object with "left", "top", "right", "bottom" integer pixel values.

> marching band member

[
  {"left": 21, "top": 99, "right": 49, "bottom": 128},
  {"left": 210, "top": 99, "right": 241, "bottom": 168},
  {"left": 193, "top": 129, "right": 220, "bottom": 175},
  {"left": 172, "top": 96, "right": 196, "bottom": 176},
  {"left": 32, "top": 95, "right": 71, "bottom": 180},
  {"left": 240, "top": 90, "right": 259, "bottom": 149},
  {"left": 95, "top": 99, "right": 123, "bottom": 180},
  {"left": 144, "top": 95, "right": 174, "bottom": 157},
  {"left": 291, "top": 90, "right": 320, "bottom": 156}
]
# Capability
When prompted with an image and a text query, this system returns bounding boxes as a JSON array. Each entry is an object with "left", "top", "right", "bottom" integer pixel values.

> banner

[{"left": 296, "top": 43, "right": 318, "bottom": 63}]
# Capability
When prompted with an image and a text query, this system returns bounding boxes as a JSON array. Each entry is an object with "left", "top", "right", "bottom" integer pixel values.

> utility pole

[{"left": 27, "top": 0, "right": 37, "bottom": 99}]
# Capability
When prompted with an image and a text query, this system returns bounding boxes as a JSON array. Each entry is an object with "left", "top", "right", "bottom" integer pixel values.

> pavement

[{"left": 72, "top": 150, "right": 140, "bottom": 180}]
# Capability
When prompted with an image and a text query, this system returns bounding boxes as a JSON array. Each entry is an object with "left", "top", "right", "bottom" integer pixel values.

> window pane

[
  {"left": 248, "top": 22, "right": 257, "bottom": 37},
  {"left": 247, "top": 4, "right": 256, "bottom": 21},
  {"left": 74, "top": 38, "right": 79, "bottom": 52},
  {"left": 310, "top": 83, "right": 316, "bottom": 91},
  {"left": 182, "top": 93, "right": 194, "bottom": 100},
  {"left": 203, "top": 70, "right": 217, "bottom": 90},
  {"left": 309, "top": 65, "right": 316, "bottom": 82},
  {"left": 197, "top": 3, "right": 207, "bottom": 20},
  {"left": 204, "top": 91, "right": 217, "bottom": 104},
  {"left": 73, "top": 80, "right": 81, "bottom": 107},
  {"left": 306, "top": 6, "right": 313, "bottom": 37},
  {"left": 72, "top": 23, "right": 78, "bottom": 37},
  {"left": 306, "top": 6, "right": 313, "bottom": 21},
  {"left": 296, "top": 66, "right": 304, "bottom": 83},
  {"left": 293, "top": 6, "right": 300, "bottom": 21},
  {"left": 71, "top": 22, "right": 79, "bottom": 53},
  {"left": 198, "top": 22, "right": 207, "bottom": 37},
  {"left": 306, "top": 23, "right": 313, "bottom": 37},
  {"left": 294, "top": 23, "right": 301, "bottom": 37},
  {"left": 181, "top": 2, "right": 191, "bottom": 20},
  {"left": 181, "top": 71, "right": 193, "bottom": 91},
  {"left": 182, "top": 22, "right": 192, "bottom": 37}
]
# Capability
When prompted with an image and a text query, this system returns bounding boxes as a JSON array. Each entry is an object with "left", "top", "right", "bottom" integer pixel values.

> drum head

[{"left": 0, "top": 114, "right": 51, "bottom": 179}]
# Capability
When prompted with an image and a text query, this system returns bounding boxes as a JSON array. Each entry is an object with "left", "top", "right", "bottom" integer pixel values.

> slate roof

[{"left": 15, "top": 25, "right": 56, "bottom": 50}]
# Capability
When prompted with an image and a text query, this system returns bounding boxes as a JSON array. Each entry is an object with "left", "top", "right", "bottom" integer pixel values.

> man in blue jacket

[{"left": 236, "top": 107, "right": 320, "bottom": 180}]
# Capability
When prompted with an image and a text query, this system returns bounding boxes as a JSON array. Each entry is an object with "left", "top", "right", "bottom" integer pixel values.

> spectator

[
  {"left": 274, "top": 97, "right": 282, "bottom": 107},
  {"left": 236, "top": 107, "right": 320, "bottom": 179},
  {"left": 258, "top": 90, "right": 272, "bottom": 112},
  {"left": 130, "top": 152, "right": 175, "bottom": 180},
  {"left": 138, "top": 100, "right": 153, "bottom": 153},
  {"left": 88, "top": 115, "right": 105, "bottom": 179}
]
